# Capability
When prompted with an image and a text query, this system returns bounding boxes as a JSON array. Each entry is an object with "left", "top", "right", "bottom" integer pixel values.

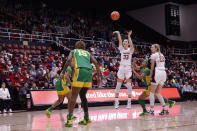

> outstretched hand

[{"left": 128, "top": 30, "right": 132, "bottom": 36}]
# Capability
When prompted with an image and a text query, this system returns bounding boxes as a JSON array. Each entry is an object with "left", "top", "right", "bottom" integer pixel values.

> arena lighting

[{"left": 30, "top": 88, "right": 180, "bottom": 106}]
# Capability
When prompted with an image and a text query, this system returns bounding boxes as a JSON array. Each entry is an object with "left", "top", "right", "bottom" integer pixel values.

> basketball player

[
  {"left": 148, "top": 44, "right": 168, "bottom": 115},
  {"left": 132, "top": 58, "right": 176, "bottom": 116},
  {"left": 113, "top": 30, "right": 134, "bottom": 109},
  {"left": 45, "top": 62, "right": 82, "bottom": 118},
  {"left": 61, "top": 41, "right": 101, "bottom": 127}
]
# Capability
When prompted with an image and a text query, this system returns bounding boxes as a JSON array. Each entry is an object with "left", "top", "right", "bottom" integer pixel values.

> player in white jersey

[
  {"left": 148, "top": 44, "right": 169, "bottom": 115},
  {"left": 113, "top": 30, "right": 134, "bottom": 109}
]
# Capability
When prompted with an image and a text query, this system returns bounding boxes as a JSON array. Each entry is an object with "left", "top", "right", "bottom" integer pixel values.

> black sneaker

[
  {"left": 159, "top": 109, "right": 169, "bottom": 115},
  {"left": 147, "top": 110, "right": 154, "bottom": 116}
]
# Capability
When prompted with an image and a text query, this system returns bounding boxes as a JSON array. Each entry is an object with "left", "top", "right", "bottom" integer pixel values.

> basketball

[{"left": 111, "top": 11, "right": 120, "bottom": 21}]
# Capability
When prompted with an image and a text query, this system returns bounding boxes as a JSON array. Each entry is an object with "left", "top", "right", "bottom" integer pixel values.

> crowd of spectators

[
  {"left": 0, "top": 1, "right": 124, "bottom": 41},
  {"left": 0, "top": 41, "right": 196, "bottom": 91}
]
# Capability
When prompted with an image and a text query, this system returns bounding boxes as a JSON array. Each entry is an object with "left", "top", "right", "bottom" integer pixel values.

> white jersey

[
  {"left": 150, "top": 52, "right": 165, "bottom": 70},
  {"left": 119, "top": 46, "right": 133, "bottom": 66}
]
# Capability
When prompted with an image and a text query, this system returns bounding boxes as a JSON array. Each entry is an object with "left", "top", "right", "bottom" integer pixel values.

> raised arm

[
  {"left": 90, "top": 55, "right": 102, "bottom": 86},
  {"left": 113, "top": 31, "right": 122, "bottom": 48},
  {"left": 128, "top": 30, "right": 134, "bottom": 53}
]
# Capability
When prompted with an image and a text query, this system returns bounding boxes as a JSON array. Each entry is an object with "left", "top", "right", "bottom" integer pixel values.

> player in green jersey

[
  {"left": 132, "top": 58, "right": 176, "bottom": 116},
  {"left": 61, "top": 41, "right": 102, "bottom": 127},
  {"left": 45, "top": 62, "right": 79, "bottom": 119}
]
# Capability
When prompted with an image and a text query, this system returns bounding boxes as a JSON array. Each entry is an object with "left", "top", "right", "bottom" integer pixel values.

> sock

[
  {"left": 115, "top": 98, "right": 119, "bottom": 102},
  {"left": 67, "top": 113, "right": 73, "bottom": 120},
  {"left": 115, "top": 82, "right": 122, "bottom": 94},
  {"left": 48, "top": 107, "right": 53, "bottom": 112},
  {"left": 163, "top": 97, "right": 168, "bottom": 103},
  {"left": 156, "top": 93, "right": 166, "bottom": 106},
  {"left": 84, "top": 112, "right": 89, "bottom": 120},
  {"left": 163, "top": 106, "right": 167, "bottom": 110},
  {"left": 125, "top": 82, "right": 132, "bottom": 95},
  {"left": 150, "top": 92, "right": 155, "bottom": 110},
  {"left": 138, "top": 99, "right": 147, "bottom": 112},
  {"left": 128, "top": 98, "right": 131, "bottom": 103}
]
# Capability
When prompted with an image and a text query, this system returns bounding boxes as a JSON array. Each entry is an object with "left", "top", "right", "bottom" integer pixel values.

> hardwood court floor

[{"left": 0, "top": 101, "right": 197, "bottom": 131}]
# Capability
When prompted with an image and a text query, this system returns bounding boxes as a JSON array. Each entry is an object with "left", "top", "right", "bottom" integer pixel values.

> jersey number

[
  {"left": 123, "top": 55, "right": 129, "bottom": 60},
  {"left": 159, "top": 55, "right": 165, "bottom": 62},
  {"left": 78, "top": 50, "right": 87, "bottom": 56}
]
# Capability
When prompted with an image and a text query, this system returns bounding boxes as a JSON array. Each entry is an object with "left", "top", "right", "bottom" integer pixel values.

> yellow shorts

[
  {"left": 145, "top": 86, "right": 151, "bottom": 96},
  {"left": 72, "top": 68, "right": 92, "bottom": 88},
  {"left": 57, "top": 86, "right": 70, "bottom": 95}
]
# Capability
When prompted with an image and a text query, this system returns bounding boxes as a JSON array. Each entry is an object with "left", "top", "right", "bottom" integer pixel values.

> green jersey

[
  {"left": 71, "top": 49, "right": 92, "bottom": 69},
  {"left": 56, "top": 67, "right": 72, "bottom": 91},
  {"left": 140, "top": 66, "right": 151, "bottom": 90}
]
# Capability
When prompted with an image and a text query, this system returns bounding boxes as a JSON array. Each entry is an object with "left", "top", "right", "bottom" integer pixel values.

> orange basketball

[{"left": 111, "top": 11, "right": 120, "bottom": 21}]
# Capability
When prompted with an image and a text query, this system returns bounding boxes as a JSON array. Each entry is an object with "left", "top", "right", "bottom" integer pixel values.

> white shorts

[
  {"left": 117, "top": 65, "right": 132, "bottom": 80},
  {"left": 151, "top": 69, "right": 166, "bottom": 86}
]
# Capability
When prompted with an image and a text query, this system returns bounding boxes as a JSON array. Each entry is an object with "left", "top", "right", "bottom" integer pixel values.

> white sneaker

[
  {"left": 3, "top": 109, "right": 7, "bottom": 113},
  {"left": 9, "top": 109, "right": 12, "bottom": 113},
  {"left": 126, "top": 102, "right": 131, "bottom": 109},
  {"left": 114, "top": 100, "right": 119, "bottom": 109}
]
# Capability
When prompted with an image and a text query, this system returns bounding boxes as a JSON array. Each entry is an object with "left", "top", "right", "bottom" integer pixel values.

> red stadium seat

[
  {"left": 24, "top": 45, "right": 30, "bottom": 49},
  {"left": 8, "top": 49, "right": 13, "bottom": 53},
  {"left": 13, "top": 49, "right": 19, "bottom": 54},
  {"left": 2, "top": 43, "right": 6, "bottom": 49},
  {"left": 13, "top": 44, "right": 19, "bottom": 49},
  {"left": 7, "top": 44, "right": 12, "bottom": 49},
  {"left": 30, "top": 45, "right": 36, "bottom": 50},
  {"left": 36, "top": 50, "right": 41, "bottom": 55},
  {"left": 30, "top": 50, "right": 36, "bottom": 55},
  {"left": 36, "top": 46, "right": 41, "bottom": 50},
  {"left": 19, "top": 45, "right": 24, "bottom": 49},
  {"left": 26, "top": 50, "right": 31, "bottom": 54},
  {"left": 19, "top": 49, "right": 25, "bottom": 54},
  {"left": 42, "top": 46, "right": 47, "bottom": 50}
]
